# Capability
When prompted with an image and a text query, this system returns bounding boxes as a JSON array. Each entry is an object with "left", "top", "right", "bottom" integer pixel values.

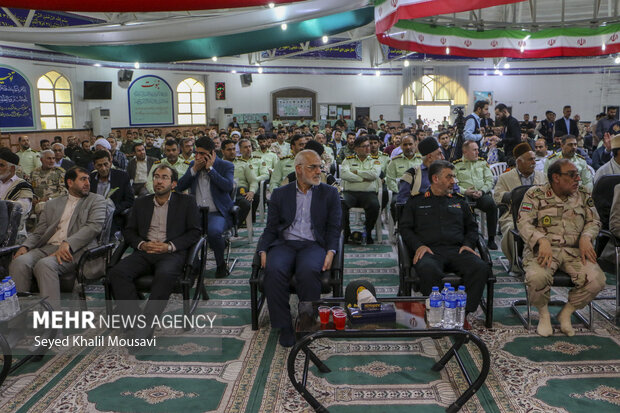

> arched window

[
  {"left": 37, "top": 71, "right": 73, "bottom": 129},
  {"left": 401, "top": 74, "right": 467, "bottom": 106},
  {"left": 177, "top": 78, "right": 206, "bottom": 125}
]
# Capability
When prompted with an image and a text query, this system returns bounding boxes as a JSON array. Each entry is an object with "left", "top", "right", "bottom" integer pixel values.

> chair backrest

[
  {"left": 592, "top": 174, "right": 620, "bottom": 230},
  {"left": 510, "top": 185, "right": 533, "bottom": 227},
  {"left": 1, "top": 201, "right": 22, "bottom": 248},
  {"left": 99, "top": 199, "right": 116, "bottom": 244},
  {"left": 490, "top": 162, "right": 508, "bottom": 177}
]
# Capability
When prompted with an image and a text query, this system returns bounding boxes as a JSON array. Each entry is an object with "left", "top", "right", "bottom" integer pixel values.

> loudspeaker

[
  {"left": 118, "top": 69, "right": 134, "bottom": 83},
  {"left": 240, "top": 73, "right": 252, "bottom": 87}
]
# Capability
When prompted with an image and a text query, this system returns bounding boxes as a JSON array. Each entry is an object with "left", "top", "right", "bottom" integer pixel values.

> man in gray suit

[{"left": 10, "top": 167, "right": 107, "bottom": 309}]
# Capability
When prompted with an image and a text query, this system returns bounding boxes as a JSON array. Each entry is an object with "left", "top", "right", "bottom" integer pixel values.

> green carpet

[{"left": 1, "top": 220, "right": 619, "bottom": 413}]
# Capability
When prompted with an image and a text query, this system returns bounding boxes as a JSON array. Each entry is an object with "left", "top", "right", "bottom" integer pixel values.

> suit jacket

[
  {"left": 554, "top": 117, "right": 579, "bottom": 137},
  {"left": 176, "top": 156, "right": 234, "bottom": 223},
  {"left": 499, "top": 115, "right": 521, "bottom": 158},
  {"left": 257, "top": 182, "right": 342, "bottom": 253},
  {"left": 493, "top": 168, "right": 546, "bottom": 229},
  {"left": 123, "top": 192, "right": 201, "bottom": 252},
  {"left": 127, "top": 156, "right": 157, "bottom": 182},
  {"left": 611, "top": 184, "right": 620, "bottom": 238},
  {"left": 60, "top": 158, "right": 75, "bottom": 170},
  {"left": 24, "top": 192, "right": 107, "bottom": 255},
  {"left": 90, "top": 169, "right": 134, "bottom": 215}
]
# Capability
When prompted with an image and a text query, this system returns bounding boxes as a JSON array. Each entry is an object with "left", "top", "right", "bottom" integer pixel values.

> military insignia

[
  {"left": 586, "top": 197, "right": 594, "bottom": 207},
  {"left": 374, "top": 161, "right": 381, "bottom": 165},
  {"left": 262, "top": 162, "right": 266, "bottom": 166},
  {"left": 541, "top": 215, "right": 552, "bottom": 227},
  {"left": 248, "top": 165, "right": 253, "bottom": 169},
  {"left": 240, "top": 188, "right": 246, "bottom": 195},
  {"left": 546, "top": 190, "right": 552, "bottom": 197},
  {"left": 521, "top": 202, "right": 532, "bottom": 212},
  {"left": 424, "top": 191, "right": 431, "bottom": 198}
]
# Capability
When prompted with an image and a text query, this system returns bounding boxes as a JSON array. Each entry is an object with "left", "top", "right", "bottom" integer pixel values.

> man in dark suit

[
  {"left": 257, "top": 149, "right": 342, "bottom": 347},
  {"left": 554, "top": 105, "right": 579, "bottom": 137},
  {"left": 127, "top": 142, "right": 157, "bottom": 196},
  {"left": 52, "top": 143, "right": 75, "bottom": 170},
  {"left": 108, "top": 164, "right": 201, "bottom": 339},
  {"left": 90, "top": 150, "right": 134, "bottom": 236},
  {"left": 494, "top": 103, "right": 521, "bottom": 165},
  {"left": 177, "top": 137, "right": 234, "bottom": 278}
]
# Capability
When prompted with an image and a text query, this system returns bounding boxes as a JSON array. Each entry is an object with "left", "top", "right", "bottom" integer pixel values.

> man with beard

[
  {"left": 494, "top": 103, "right": 521, "bottom": 165},
  {"left": 146, "top": 140, "right": 191, "bottom": 193},
  {"left": 16, "top": 136, "right": 41, "bottom": 176},
  {"left": 545, "top": 135, "right": 593, "bottom": 192},
  {"left": 0, "top": 148, "right": 33, "bottom": 240},
  {"left": 30, "top": 150, "right": 67, "bottom": 216}
]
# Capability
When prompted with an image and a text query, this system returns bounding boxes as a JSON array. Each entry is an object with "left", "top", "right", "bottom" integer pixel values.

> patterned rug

[{"left": 1, "top": 219, "right": 619, "bottom": 413}]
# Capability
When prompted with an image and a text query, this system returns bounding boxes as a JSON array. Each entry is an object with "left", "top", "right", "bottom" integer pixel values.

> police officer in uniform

[
  {"left": 270, "top": 134, "right": 307, "bottom": 189},
  {"left": 16, "top": 136, "right": 41, "bottom": 177},
  {"left": 146, "top": 139, "right": 191, "bottom": 193},
  {"left": 386, "top": 135, "right": 422, "bottom": 194},
  {"left": 30, "top": 149, "right": 67, "bottom": 215},
  {"left": 340, "top": 136, "right": 382, "bottom": 243},
  {"left": 222, "top": 139, "right": 258, "bottom": 224},
  {"left": 255, "top": 135, "right": 278, "bottom": 173},
  {"left": 453, "top": 140, "right": 499, "bottom": 249},
  {"left": 544, "top": 135, "right": 593, "bottom": 192},
  {"left": 517, "top": 158, "right": 605, "bottom": 337},
  {"left": 399, "top": 160, "right": 489, "bottom": 319},
  {"left": 369, "top": 134, "right": 391, "bottom": 209}
]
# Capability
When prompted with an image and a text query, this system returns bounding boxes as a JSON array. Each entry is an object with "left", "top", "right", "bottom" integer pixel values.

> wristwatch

[{"left": 167, "top": 243, "right": 173, "bottom": 252}]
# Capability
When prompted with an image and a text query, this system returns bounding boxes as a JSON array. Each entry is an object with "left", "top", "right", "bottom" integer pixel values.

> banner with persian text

[
  {"left": 261, "top": 38, "right": 362, "bottom": 60},
  {"left": 128, "top": 75, "right": 174, "bottom": 126},
  {"left": 0, "top": 66, "right": 35, "bottom": 129}
]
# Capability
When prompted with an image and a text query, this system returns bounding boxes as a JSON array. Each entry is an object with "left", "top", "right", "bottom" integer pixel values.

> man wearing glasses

[
  {"left": 518, "top": 159, "right": 605, "bottom": 337},
  {"left": 257, "top": 149, "right": 341, "bottom": 347},
  {"left": 544, "top": 135, "right": 593, "bottom": 192}
]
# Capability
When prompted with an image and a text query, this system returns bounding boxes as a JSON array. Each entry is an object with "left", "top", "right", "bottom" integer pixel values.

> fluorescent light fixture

[
  {"left": 322, "top": 36, "right": 329, "bottom": 44},
  {"left": 258, "top": 67, "right": 264, "bottom": 73},
  {"left": 134, "top": 62, "right": 140, "bottom": 69},
  {"left": 94, "top": 63, "right": 101, "bottom": 67},
  {"left": 281, "top": 23, "right": 287, "bottom": 30},
  {"left": 231, "top": 70, "right": 237, "bottom": 73},
  {"left": 212, "top": 56, "right": 218, "bottom": 62},
  {"left": 403, "top": 60, "right": 410, "bottom": 67},
  {"left": 268, "top": 2, "right": 275, "bottom": 8}
]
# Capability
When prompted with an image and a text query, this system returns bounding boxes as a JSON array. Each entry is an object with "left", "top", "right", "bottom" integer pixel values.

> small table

[
  {"left": 0, "top": 294, "right": 57, "bottom": 387},
  {"left": 288, "top": 297, "right": 490, "bottom": 413}
]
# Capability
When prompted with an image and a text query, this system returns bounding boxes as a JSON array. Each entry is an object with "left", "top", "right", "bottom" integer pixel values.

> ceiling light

[
  {"left": 258, "top": 67, "right": 264, "bottom": 74},
  {"left": 445, "top": 47, "right": 450, "bottom": 54},
  {"left": 358, "top": 73, "right": 363, "bottom": 76},
  {"left": 93, "top": 63, "right": 101, "bottom": 67},
  {"left": 268, "top": 2, "right": 274, "bottom": 8},
  {"left": 322, "top": 36, "right": 329, "bottom": 44},
  {"left": 255, "top": 63, "right": 260, "bottom": 66},
  {"left": 134, "top": 62, "right": 140, "bottom": 69},
  {"left": 498, "top": 71, "right": 503, "bottom": 76},
  {"left": 494, "top": 69, "right": 500, "bottom": 75},
  {"left": 615, "top": 56, "right": 620, "bottom": 64},
  {"left": 375, "top": 70, "right": 380, "bottom": 77},
  {"left": 602, "top": 43, "right": 606, "bottom": 51},
  {"left": 403, "top": 60, "right": 410, "bottom": 67},
  {"left": 212, "top": 56, "right": 218, "bottom": 62},
  {"left": 231, "top": 70, "right": 237, "bottom": 73},
  {"left": 503, "top": 63, "right": 510, "bottom": 69},
  {"left": 281, "top": 23, "right": 287, "bottom": 31}
]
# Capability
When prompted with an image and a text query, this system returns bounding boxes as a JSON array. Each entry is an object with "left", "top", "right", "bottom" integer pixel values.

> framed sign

[
  {"left": 0, "top": 66, "right": 35, "bottom": 130},
  {"left": 271, "top": 88, "right": 316, "bottom": 120},
  {"left": 128, "top": 75, "right": 174, "bottom": 126},
  {"left": 215, "top": 82, "right": 225, "bottom": 100}
]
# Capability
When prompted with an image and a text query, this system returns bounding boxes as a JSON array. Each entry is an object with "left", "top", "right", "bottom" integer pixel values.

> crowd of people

[{"left": 0, "top": 99, "right": 618, "bottom": 345}]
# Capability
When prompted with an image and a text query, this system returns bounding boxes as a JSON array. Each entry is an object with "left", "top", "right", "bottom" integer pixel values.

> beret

[{"left": 418, "top": 137, "right": 439, "bottom": 156}]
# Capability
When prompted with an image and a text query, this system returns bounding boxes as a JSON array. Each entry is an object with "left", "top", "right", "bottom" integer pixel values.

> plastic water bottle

[
  {"left": 455, "top": 286, "right": 467, "bottom": 329},
  {"left": 428, "top": 287, "right": 443, "bottom": 328},
  {"left": 361, "top": 230, "right": 367, "bottom": 245},
  {"left": 0, "top": 280, "right": 6, "bottom": 320},
  {"left": 441, "top": 283, "right": 451, "bottom": 325},
  {"left": 4, "top": 276, "right": 19, "bottom": 316},
  {"left": 443, "top": 287, "right": 457, "bottom": 329}
]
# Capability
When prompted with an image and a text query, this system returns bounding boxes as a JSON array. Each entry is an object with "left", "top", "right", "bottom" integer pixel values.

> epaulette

[
  {"left": 252, "top": 155, "right": 262, "bottom": 159},
  {"left": 154, "top": 160, "right": 162, "bottom": 164},
  {"left": 547, "top": 152, "right": 559, "bottom": 160},
  {"left": 184, "top": 160, "right": 191, "bottom": 165},
  {"left": 56, "top": 166, "right": 65, "bottom": 172},
  {"left": 392, "top": 154, "right": 403, "bottom": 159},
  {"left": 346, "top": 155, "right": 356, "bottom": 159},
  {"left": 478, "top": 157, "right": 486, "bottom": 161},
  {"left": 380, "top": 152, "right": 389, "bottom": 157},
  {"left": 453, "top": 158, "right": 463, "bottom": 164},
  {"left": 576, "top": 153, "right": 585, "bottom": 160},
  {"left": 371, "top": 155, "right": 379, "bottom": 159},
  {"left": 414, "top": 153, "right": 422, "bottom": 158},
  {"left": 454, "top": 192, "right": 465, "bottom": 198}
]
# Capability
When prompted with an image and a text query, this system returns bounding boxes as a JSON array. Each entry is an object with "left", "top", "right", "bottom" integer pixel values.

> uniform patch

[
  {"left": 448, "top": 203, "right": 460, "bottom": 208},
  {"left": 586, "top": 197, "right": 594, "bottom": 207},
  {"left": 521, "top": 202, "right": 532, "bottom": 212},
  {"left": 541, "top": 215, "right": 552, "bottom": 227},
  {"left": 374, "top": 161, "right": 381, "bottom": 165}
]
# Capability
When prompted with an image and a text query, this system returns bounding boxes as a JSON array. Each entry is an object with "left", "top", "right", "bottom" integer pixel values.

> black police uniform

[{"left": 399, "top": 190, "right": 489, "bottom": 313}]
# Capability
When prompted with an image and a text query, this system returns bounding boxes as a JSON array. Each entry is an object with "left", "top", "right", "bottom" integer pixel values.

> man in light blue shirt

[{"left": 463, "top": 100, "right": 489, "bottom": 143}]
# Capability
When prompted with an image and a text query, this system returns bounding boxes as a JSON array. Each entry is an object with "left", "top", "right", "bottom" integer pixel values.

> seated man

[
  {"left": 545, "top": 135, "right": 593, "bottom": 192},
  {"left": 454, "top": 140, "right": 499, "bottom": 249},
  {"left": 146, "top": 139, "right": 191, "bottom": 193},
  {"left": 257, "top": 149, "right": 342, "bottom": 347},
  {"left": 400, "top": 160, "right": 489, "bottom": 326},
  {"left": 221, "top": 139, "right": 258, "bottom": 225},
  {"left": 517, "top": 159, "right": 606, "bottom": 337},
  {"left": 177, "top": 137, "right": 234, "bottom": 278},
  {"left": 51, "top": 143, "right": 75, "bottom": 171},
  {"left": 109, "top": 164, "right": 201, "bottom": 339},
  {"left": 270, "top": 134, "right": 307, "bottom": 189},
  {"left": 0, "top": 148, "right": 34, "bottom": 241},
  {"left": 593, "top": 134, "right": 620, "bottom": 184},
  {"left": 30, "top": 149, "right": 67, "bottom": 215},
  {"left": 10, "top": 167, "right": 106, "bottom": 310},
  {"left": 127, "top": 142, "right": 158, "bottom": 197},
  {"left": 493, "top": 143, "right": 546, "bottom": 268}
]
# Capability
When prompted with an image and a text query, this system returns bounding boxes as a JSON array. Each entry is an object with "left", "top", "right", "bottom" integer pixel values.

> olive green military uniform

[
  {"left": 270, "top": 155, "right": 295, "bottom": 189},
  {"left": 146, "top": 158, "right": 191, "bottom": 193},
  {"left": 517, "top": 183, "right": 606, "bottom": 309},
  {"left": 233, "top": 157, "right": 259, "bottom": 222},
  {"left": 17, "top": 148, "right": 41, "bottom": 176},
  {"left": 30, "top": 166, "right": 67, "bottom": 214},
  {"left": 270, "top": 141, "right": 291, "bottom": 159},
  {"left": 247, "top": 155, "right": 270, "bottom": 182},
  {"left": 337, "top": 145, "right": 355, "bottom": 165},
  {"left": 385, "top": 154, "right": 422, "bottom": 193},
  {"left": 544, "top": 152, "right": 593, "bottom": 192},
  {"left": 256, "top": 149, "right": 279, "bottom": 174},
  {"left": 373, "top": 151, "right": 391, "bottom": 175}
]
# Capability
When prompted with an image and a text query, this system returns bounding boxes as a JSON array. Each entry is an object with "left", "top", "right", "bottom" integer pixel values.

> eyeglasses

[
  {"left": 558, "top": 171, "right": 580, "bottom": 179},
  {"left": 304, "top": 164, "right": 322, "bottom": 171}
]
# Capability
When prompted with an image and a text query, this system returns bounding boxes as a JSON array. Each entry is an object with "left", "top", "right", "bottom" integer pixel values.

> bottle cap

[
  {"left": 444, "top": 283, "right": 451, "bottom": 287},
  {"left": 458, "top": 285, "right": 465, "bottom": 290},
  {"left": 431, "top": 286, "right": 439, "bottom": 291},
  {"left": 448, "top": 286, "right": 455, "bottom": 291}
]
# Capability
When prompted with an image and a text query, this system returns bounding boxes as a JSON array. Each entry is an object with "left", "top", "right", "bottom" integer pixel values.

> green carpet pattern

[{"left": 1, "top": 219, "right": 619, "bottom": 413}]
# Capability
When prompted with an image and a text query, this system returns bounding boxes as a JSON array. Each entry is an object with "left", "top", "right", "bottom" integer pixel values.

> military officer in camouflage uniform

[
  {"left": 270, "top": 129, "right": 291, "bottom": 159},
  {"left": 453, "top": 140, "right": 499, "bottom": 249},
  {"left": 517, "top": 158, "right": 605, "bottom": 337},
  {"left": 340, "top": 136, "right": 382, "bottom": 243},
  {"left": 222, "top": 139, "right": 258, "bottom": 224},
  {"left": 544, "top": 135, "right": 593, "bottom": 192},
  {"left": 30, "top": 149, "right": 67, "bottom": 215},
  {"left": 270, "top": 134, "right": 307, "bottom": 189},
  {"left": 337, "top": 132, "right": 356, "bottom": 164},
  {"left": 146, "top": 139, "right": 191, "bottom": 193}
]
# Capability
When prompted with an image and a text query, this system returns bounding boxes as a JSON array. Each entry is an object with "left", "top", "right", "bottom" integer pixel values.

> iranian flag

[{"left": 375, "top": 0, "right": 527, "bottom": 33}]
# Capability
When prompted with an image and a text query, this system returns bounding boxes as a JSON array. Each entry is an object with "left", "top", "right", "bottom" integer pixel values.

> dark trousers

[
  {"left": 264, "top": 241, "right": 326, "bottom": 329},
  {"left": 468, "top": 193, "right": 498, "bottom": 240},
  {"left": 342, "top": 191, "right": 380, "bottom": 237},
  {"left": 413, "top": 246, "right": 489, "bottom": 313},
  {"left": 109, "top": 250, "right": 186, "bottom": 326},
  {"left": 207, "top": 212, "right": 228, "bottom": 267}
]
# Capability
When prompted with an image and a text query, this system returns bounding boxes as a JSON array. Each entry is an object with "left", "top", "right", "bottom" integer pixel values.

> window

[
  {"left": 37, "top": 71, "right": 73, "bottom": 129},
  {"left": 401, "top": 74, "right": 467, "bottom": 106},
  {"left": 177, "top": 78, "right": 206, "bottom": 125}
]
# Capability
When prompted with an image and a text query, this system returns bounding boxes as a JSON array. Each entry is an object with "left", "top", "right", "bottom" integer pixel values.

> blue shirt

[
  {"left": 464, "top": 113, "right": 482, "bottom": 142},
  {"left": 283, "top": 183, "right": 315, "bottom": 242},
  {"left": 397, "top": 164, "right": 460, "bottom": 204},
  {"left": 564, "top": 117, "right": 571, "bottom": 134}
]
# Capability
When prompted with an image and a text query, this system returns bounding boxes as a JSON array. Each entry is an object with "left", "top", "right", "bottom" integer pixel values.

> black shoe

[
  {"left": 487, "top": 239, "right": 498, "bottom": 250},
  {"left": 215, "top": 264, "right": 229, "bottom": 278},
  {"left": 279, "top": 326, "right": 295, "bottom": 347},
  {"left": 366, "top": 236, "right": 374, "bottom": 245}
]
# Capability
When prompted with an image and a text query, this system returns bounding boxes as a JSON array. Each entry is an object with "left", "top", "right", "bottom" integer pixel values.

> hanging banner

[
  {"left": 0, "top": 9, "right": 103, "bottom": 28},
  {"left": 261, "top": 38, "right": 362, "bottom": 60},
  {"left": 383, "top": 45, "right": 481, "bottom": 61},
  {"left": 374, "top": 0, "right": 526, "bottom": 34},
  {"left": 128, "top": 75, "right": 174, "bottom": 126},
  {"left": 0, "top": 67, "right": 35, "bottom": 130},
  {"left": 378, "top": 21, "right": 620, "bottom": 58}
]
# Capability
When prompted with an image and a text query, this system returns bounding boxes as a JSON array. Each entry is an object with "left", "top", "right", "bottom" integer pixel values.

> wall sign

[
  {"left": 128, "top": 75, "right": 174, "bottom": 126},
  {"left": 215, "top": 82, "right": 226, "bottom": 100},
  {"left": 0, "top": 66, "right": 35, "bottom": 130}
]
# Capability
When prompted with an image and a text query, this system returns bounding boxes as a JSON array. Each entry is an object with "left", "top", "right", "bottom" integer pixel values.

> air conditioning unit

[
  {"left": 216, "top": 107, "right": 233, "bottom": 130},
  {"left": 91, "top": 107, "right": 111, "bottom": 136}
]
